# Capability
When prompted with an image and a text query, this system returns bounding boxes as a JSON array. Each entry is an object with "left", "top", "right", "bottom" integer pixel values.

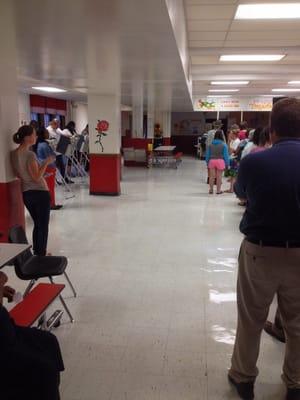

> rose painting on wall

[{"left": 95, "top": 120, "right": 109, "bottom": 152}]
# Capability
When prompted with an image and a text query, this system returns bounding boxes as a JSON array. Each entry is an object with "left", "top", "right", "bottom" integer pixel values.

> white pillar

[
  {"left": 162, "top": 111, "right": 171, "bottom": 138},
  {"left": 0, "top": 0, "right": 25, "bottom": 240},
  {"left": 132, "top": 81, "right": 144, "bottom": 138},
  {"left": 0, "top": 1, "right": 19, "bottom": 183},
  {"left": 147, "top": 109, "right": 154, "bottom": 139},
  {"left": 88, "top": 94, "right": 121, "bottom": 195}
]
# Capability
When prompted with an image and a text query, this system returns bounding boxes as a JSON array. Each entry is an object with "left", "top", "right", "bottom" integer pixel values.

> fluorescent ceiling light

[
  {"left": 235, "top": 3, "right": 300, "bottom": 20},
  {"left": 211, "top": 81, "right": 249, "bottom": 85},
  {"left": 288, "top": 81, "right": 300, "bottom": 85},
  {"left": 209, "top": 89, "right": 240, "bottom": 92},
  {"left": 207, "top": 95, "right": 232, "bottom": 98},
  {"left": 272, "top": 88, "right": 300, "bottom": 92},
  {"left": 220, "top": 55, "right": 285, "bottom": 62},
  {"left": 32, "top": 86, "right": 67, "bottom": 93}
]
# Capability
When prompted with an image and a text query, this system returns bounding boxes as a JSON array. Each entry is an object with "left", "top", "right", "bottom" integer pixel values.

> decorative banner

[
  {"left": 194, "top": 97, "right": 273, "bottom": 112},
  {"left": 247, "top": 98, "right": 273, "bottom": 111}
]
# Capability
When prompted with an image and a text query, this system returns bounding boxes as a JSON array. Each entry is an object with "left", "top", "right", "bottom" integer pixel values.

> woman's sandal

[
  {"left": 224, "top": 189, "right": 234, "bottom": 193},
  {"left": 209, "top": 190, "right": 213, "bottom": 194},
  {"left": 216, "top": 191, "right": 223, "bottom": 195}
]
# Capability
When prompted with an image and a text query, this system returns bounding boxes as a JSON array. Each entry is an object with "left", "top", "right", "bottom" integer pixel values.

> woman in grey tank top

[{"left": 11, "top": 125, "right": 55, "bottom": 256}]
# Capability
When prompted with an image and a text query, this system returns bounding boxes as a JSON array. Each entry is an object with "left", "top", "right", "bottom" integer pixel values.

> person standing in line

[
  {"left": 62, "top": 120, "right": 76, "bottom": 137},
  {"left": 205, "top": 119, "right": 226, "bottom": 148},
  {"left": 224, "top": 128, "right": 240, "bottom": 193},
  {"left": 205, "top": 130, "right": 229, "bottom": 194},
  {"left": 228, "top": 98, "right": 300, "bottom": 400},
  {"left": 238, "top": 121, "right": 248, "bottom": 140},
  {"left": 46, "top": 119, "right": 70, "bottom": 183},
  {"left": 11, "top": 125, "right": 55, "bottom": 256},
  {"left": 34, "top": 127, "right": 63, "bottom": 210}
]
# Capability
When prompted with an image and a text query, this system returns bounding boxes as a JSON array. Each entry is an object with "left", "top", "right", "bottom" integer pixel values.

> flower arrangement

[{"left": 95, "top": 120, "right": 109, "bottom": 152}]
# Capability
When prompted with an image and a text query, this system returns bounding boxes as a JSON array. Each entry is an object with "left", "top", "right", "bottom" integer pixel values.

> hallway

[{"left": 9, "top": 158, "right": 284, "bottom": 399}]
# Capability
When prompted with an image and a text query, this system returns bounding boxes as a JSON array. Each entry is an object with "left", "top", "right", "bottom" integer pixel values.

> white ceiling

[
  {"left": 184, "top": 0, "right": 300, "bottom": 97},
  {"left": 14, "top": 0, "right": 193, "bottom": 111}
]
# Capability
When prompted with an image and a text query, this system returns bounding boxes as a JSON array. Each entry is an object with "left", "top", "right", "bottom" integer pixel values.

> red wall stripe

[{"left": 0, "top": 180, "right": 25, "bottom": 242}]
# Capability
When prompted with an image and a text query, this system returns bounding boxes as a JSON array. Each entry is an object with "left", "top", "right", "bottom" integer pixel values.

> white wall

[
  {"left": 70, "top": 102, "right": 88, "bottom": 133},
  {"left": 121, "top": 111, "right": 131, "bottom": 136},
  {"left": 18, "top": 92, "right": 30, "bottom": 125},
  {"left": 165, "top": 0, "right": 192, "bottom": 97}
]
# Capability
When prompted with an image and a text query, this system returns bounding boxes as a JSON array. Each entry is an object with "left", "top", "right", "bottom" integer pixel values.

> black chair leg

[
  {"left": 24, "top": 280, "right": 36, "bottom": 297},
  {"left": 58, "top": 294, "right": 74, "bottom": 323},
  {"left": 64, "top": 271, "right": 77, "bottom": 298},
  {"left": 49, "top": 277, "right": 74, "bottom": 323}
]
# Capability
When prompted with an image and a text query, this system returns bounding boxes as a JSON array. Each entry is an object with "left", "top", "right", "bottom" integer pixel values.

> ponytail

[{"left": 13, "top": 125, "right": 34, "bottom": 144}]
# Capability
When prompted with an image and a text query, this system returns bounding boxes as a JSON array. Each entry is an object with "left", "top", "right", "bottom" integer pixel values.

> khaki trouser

[{"left": 229, "top": 239, "right": 300, "bottom": 388}]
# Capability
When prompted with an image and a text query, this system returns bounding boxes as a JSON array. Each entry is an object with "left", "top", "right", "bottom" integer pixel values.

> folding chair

[{"left": 9, "top": 225, "right": 76, "bottom": 322}]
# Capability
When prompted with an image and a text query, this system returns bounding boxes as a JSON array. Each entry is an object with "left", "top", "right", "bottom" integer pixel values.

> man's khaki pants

[{"left": 229, "top": 239, "right": 300, "bottom": 388}]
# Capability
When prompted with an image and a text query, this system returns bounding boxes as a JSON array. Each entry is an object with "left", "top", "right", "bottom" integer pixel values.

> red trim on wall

[
  {"left": 163, "top": 137, "right": 171, "bottom": 145},
  {"left": 90, "top": 154, "right": 121, "bottom": 196},
  {"left": 30, "top": 95, "right": 67, "bottom": 115},
  {"left": 121, "top": 138, "right": 153, "bottom": 149},
  {"left": 0, "top": 180, "right": 25, "bottom": 242}
]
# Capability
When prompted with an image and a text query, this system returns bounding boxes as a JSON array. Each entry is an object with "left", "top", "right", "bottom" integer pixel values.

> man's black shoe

[
  {"left": 264, "top": 321, "right": 286, "bottom": 343},
  {"left": 50, "top": 205, "right": 63, "bottom": 210},
  {"left": 65, "top": 178, "right": 74, "bottom": 184},
  {"left": 287, "top": 388, "right": 300, "bottom": 400},
  {"left": 228, "top": 375, "right": 254, "bottom": 399}
]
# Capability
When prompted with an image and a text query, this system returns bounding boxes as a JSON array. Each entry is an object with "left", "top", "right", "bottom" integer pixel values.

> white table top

[
  {"left": 154, "top": 146, "right": 176, "bottom": 151},
  {"left": 0, "top": 243, "right": 31, "bottom": 268}
]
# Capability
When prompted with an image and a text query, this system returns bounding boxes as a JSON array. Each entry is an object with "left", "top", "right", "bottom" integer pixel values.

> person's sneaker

[
  {"left": 50, "top": 205, "right": 63, "bottom": 210},
  {"left": 228, "top": 375, "right": 254, "bottom": 399},
  {"left": 287, "top": 388, "right": 300, "bottom": 400}
]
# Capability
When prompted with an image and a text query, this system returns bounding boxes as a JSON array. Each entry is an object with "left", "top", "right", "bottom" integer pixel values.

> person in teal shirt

[{"left": 205, "top": 130, "right": 229, "bottom": 194}]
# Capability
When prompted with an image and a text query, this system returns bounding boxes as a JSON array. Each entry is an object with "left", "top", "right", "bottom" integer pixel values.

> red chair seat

[{"left": 10, "top": 283, "right": 65, "bottom": 327}]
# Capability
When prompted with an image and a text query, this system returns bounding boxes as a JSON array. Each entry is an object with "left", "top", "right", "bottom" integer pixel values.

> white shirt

[
  {"left": 61, "top": 128, "right": 73, "bottom": 138},
  {"left": 241, "top": 142, "right": 255, "bottom": 159},
  {"left": 230, "top": 138, "right": 241, "bottom": 152}
]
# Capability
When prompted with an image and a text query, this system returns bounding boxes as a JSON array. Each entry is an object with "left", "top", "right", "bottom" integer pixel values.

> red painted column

[{"left": 90, "top": 154, "right": 121, "bottom": 195}]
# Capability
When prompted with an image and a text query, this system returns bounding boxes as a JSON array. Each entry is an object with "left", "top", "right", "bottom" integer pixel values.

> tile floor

[{"left": 6, "top": 157, "right": 286, "bottom": 399}]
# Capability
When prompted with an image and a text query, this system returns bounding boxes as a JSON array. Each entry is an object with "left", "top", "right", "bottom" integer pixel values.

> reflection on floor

[{"left": 6, "top": 157, "right": 284, "bottom": 399}]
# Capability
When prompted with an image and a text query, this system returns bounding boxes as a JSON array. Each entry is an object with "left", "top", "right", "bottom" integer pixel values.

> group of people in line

[
  {"left": 205, "top": 120, "right": 270, "bottom": 197},
  {"left": 4, "top": 98, "right": 300, "bottom": 400},
  {"left": 11, "top": 119, "right": 89, "bottom": 257},
  {"left": 227, "top": 97, "right": 300, "bottom": 400}
]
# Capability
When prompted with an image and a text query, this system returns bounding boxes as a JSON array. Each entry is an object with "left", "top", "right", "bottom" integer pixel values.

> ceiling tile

[
  {"left": 224, "top": 39, "right": 300, "bottom": 47},
  {"left": 188, "top": 20, "right": 231, "bottom": 31},
  {"left": 189, "top": 40, "right": 224, "bottom": 47},
  {"left": 185, "top": 0, "right": 237, "bottom": 4},
  {"left": 231, "top": 20, "right": 300, "bottom": 32},
  {"left": 189, "top": 31, "right": 227, "bottom": 40},
  {"left": 191, "top": 55, "right": 220, "bottom": 64},
  {"left": 186, "top": 5, "right": 237, "bottom": 19},
  {"left": 227, "top": 30, "right": 300, "bottom": 41}
]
